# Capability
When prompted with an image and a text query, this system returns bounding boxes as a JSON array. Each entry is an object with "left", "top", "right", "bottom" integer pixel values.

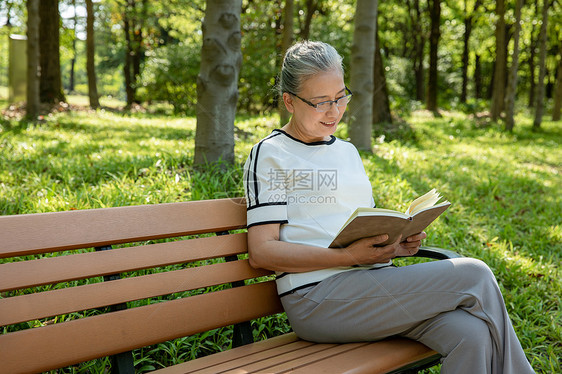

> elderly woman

[{"left": 243, "top": 40, "right": 534, "bottom": 374}]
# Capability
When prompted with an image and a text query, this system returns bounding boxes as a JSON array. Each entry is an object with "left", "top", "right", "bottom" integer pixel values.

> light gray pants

[{"left": 280, "top": 258, "right": 535, "bottom": 374}]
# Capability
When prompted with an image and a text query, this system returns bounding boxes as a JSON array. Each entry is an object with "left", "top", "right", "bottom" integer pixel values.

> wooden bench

[{"left": 0, "top": 198, "right": 461, "bottom": 374}]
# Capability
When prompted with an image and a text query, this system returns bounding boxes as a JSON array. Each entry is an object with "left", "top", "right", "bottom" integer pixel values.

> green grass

[
  {"left": 0, "top": 107, "right": 560, "bottom": 373},
  {"left": 65, "top": 93, "right": 128, "bottom": 109}
]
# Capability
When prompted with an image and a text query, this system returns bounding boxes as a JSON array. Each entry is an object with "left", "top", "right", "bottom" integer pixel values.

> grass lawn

[{"left": 0, "top": 107, "right": 560, "bottom": 373}]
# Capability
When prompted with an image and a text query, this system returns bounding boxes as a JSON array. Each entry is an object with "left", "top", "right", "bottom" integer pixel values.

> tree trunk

[
  {"left": 194, "top": 0, "right": 242, "bottom": 166},
  {"left": 131, "top": 0, "right": 147, "bottom": 104},
  {"left": 279, "top": 0, "right": 294, "bottom": 126},
  {"left": 527, "top": 36, "right": 537, "bottom": 104},
  {"left": 349, "top": 0, "right": 378, "bottom": 152},
  {"left": 504, "top": 0, "right": 523, "bottom": 132},
  {"left": 487, "top": 57, "right": 495, "bottom": 99},
  {"left": 69, "top": 0, "right": 77, "bottom": 93},
  {"left": 528, "top": 53, "right": 537, "bottom": 106},
  {"left": 503, "top": 23, "right": 511, "bottom": 90},
  {"left": 426, "top": 0, "right": 440, "bottom": 112},
  {"left": 5, "top": 1, "right": 12, "bottom": 27},
  {"left": 546, "top": 66, "right": 554, "bottom": 99},
  {"left": 461, "top": 0, "right": 481, "bottom": 103},
  {"left": 300, "top": 0, "right": 317, "bottom": 40},
  {"left": 411, "top": 0, "right": 425, "bottom": 101},
  {"left": 460, "top": 8, "right": 470, "bottom": 104},
  {"left": 552, "top": 44, "right": 562, "bottom": 121},
  {"left": 123, "top": 3, "right": 134, "bottom": 107},
  {"left": 474, "top": 54, "right": 482, "bottom": 98},
  {"left": 26, "top": 0, "right": 40, "bottom": 120},
  {"left": 533, "top": 0, "right": 549, "bottom": 130},
  {"left": 490, "top": 0, "right": 506, "bottom": 120},
  {"left": 39, "top": 0, "right": 66, "bottom": 105},
  {"left": 528, "top": 3, "right": 538, "bottom": 108},
  {"left": 86, "top": 0, "right": 100, "bottom": 109},
  {"left": 372, "top": 13, "right": 391, "bottom": 126}
]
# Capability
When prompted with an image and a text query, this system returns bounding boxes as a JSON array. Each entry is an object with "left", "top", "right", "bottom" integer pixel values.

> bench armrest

[{"left": 414, "top": 246, "right": 463, "bottom": 260}]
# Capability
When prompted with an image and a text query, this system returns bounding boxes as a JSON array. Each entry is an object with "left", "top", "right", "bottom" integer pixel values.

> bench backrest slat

[
  {"left": 0, "top": 232, "right": 248, "bottom": 292},
  {"left": 0, "top": 259, "right": 272, "bottom": 326},
  {"left": 0, "top": 198, "right": 246, "bottom": 257},
  {"left": 0, "top": 282, "right": 283, "bottom": 374}
]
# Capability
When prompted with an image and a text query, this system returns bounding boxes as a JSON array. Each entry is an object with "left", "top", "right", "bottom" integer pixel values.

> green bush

[{"left": 138, "top": 43, "right": 200, "bottom": 115}]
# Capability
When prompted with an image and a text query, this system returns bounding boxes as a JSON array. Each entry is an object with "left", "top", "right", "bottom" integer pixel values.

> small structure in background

[{"left": 8, "top": 34, "right": 26, "bottom": 103}]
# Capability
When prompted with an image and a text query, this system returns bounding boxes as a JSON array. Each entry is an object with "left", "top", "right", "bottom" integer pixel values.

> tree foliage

[{"left": 1, "top": 0, "right": 560, "bottom": 126}]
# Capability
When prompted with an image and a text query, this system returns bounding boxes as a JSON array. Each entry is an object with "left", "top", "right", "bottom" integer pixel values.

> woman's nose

[{"left": 325, "top": 102, "right": 340, "bottom": 115}]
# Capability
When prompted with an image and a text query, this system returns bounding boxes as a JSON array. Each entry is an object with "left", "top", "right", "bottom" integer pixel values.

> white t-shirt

[{"left": 244, "top": 129, "right": 386, "bottom": 295}]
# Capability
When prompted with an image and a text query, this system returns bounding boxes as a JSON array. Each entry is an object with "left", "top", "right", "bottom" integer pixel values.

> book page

[{"left": 406, "top": 189, "right": 443, "bottom": 216}]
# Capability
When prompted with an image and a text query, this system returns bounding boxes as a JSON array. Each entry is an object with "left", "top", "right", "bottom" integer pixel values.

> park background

[{"left": 0, "top": 0, "right": 561, "bottom": 373}]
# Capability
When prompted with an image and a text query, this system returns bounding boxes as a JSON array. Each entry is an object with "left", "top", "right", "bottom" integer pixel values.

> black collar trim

[{"left": 273, "top": 129, "right": 336, "bottom": 146}]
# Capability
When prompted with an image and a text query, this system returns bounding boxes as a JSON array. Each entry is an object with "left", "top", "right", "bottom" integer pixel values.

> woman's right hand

[{"left": 343, "top": 234, "right": 402, "bottom": 265}]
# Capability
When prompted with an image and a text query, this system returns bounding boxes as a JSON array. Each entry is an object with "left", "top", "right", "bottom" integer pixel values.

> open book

[{"left": 329, "top": 189, "right": 451, "bottom": 248}]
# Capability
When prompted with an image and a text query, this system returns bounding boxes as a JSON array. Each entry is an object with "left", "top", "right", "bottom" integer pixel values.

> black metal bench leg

[
  {"left": 111, "top": 351, "right": 135, "bottom": 374},
  {"left": 220, "top": 230, "right": 255, "bottom": 348},
  {"left": 95, "top": 245, "right": 136, "bottom": 374},
  {"left": 232, "top": 321, "right": 254, "bottom": 348}
]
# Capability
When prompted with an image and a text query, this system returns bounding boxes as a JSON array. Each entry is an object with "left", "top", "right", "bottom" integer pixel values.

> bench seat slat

[
  {"left": 0, "top": 233, "right": 249, "bottom": 292},
  {"left": 153, "top": 333, "right": 304, "bottom": 374},
  {"left": 220, "top": 343, "right": 369, "bottom": 374},
  {"left": 186, "top": 341, "right": 333, "bottom": 374},
  {"left": 288, "top": 338, "right": 440, "bottom": 374},
  {"left": 153, "top": 335, "right": 438, "bottom": 374},
  {"left": 209, "top": 342, "right": 328, "bottom": 374},
  {"left": 0, "top": 198, "right": 246, "bottom": 258},
  {"left": 0, "top": 282, "right": 283, "bottom": 374},
  {"left": 152, "top": 334, "right": 439, "bottom": 374},
  {"left": 0, "top": 259, "right": 271, "bottom": 326}
]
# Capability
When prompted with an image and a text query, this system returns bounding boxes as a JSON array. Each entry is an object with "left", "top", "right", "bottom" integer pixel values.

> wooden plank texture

[
  {"left": 0, "top": 232, "right": 249, "bottom": 292},
  {"left": 191, "top": 341, "right": 330, "bottom": 374},
  {"left": 151, "top": 335, "right": 438, "bottom": 374},
  {"left": 0, "top": 259, "right": 272, "bottom": 326},
  {"left": 153, "top": 333, "right": 303, "bottom": 374},
  {"left": 0, "top": 281, "right": 282, "bottom": 374},
  {"left": 220, "top": 343, "right": 364, "bottom": 374},
  {"left": 287, "top": 338, "right": 439, "bottom": 374},
  {"left": 0, "top": 198, "right": 246, "bottom": 257}
]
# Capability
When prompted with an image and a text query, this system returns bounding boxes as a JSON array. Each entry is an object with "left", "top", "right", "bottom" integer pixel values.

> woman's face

[{"left": 283, "top": 69, "right": 347, "bottom": 143}]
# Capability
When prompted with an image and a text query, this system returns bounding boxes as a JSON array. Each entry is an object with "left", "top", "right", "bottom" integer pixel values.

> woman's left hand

[{"left": 397, "top": 231, "right": 426, "bottom": 256}]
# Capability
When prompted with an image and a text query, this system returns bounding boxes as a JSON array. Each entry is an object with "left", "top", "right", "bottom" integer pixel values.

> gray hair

[{"left": 278, "top": 41, "right": 344, "bottom": 96}]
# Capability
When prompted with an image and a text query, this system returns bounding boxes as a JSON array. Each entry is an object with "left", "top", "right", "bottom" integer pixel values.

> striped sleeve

[{"left": 243, "top": 137, "right": 289, "bottom": 228}]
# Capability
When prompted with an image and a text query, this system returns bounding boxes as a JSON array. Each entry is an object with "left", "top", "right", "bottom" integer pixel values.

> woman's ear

[{"left": 282, "top": 92, "right": 295, "bottom": 113}]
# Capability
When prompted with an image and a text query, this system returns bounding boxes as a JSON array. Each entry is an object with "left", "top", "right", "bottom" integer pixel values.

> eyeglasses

[{"left": 287, "top": 86, "right": 353, "bottom": 113}]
